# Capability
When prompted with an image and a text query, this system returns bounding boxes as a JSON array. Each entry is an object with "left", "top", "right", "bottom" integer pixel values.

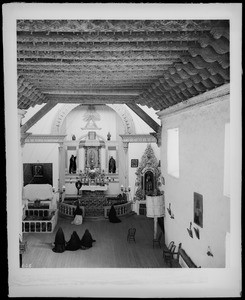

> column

[
  {"left": 100, "top": 146, "right": 106, "bottom": 172},
  {"left": 123, "top": 142, "right": 129, "bottom": 188},
  {"left": 58, "top": 143, "right": 66, "bottom": 192},
  {"left": 78, "top": 146, "right": 85, "bottom": 172},
  {"left": 18, "top": 109, "right": 27, "bottom": 243}
]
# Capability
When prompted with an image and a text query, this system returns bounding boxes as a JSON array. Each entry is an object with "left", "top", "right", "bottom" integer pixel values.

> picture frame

[
  {"left": 33, "top": 164, "right": 43, "bottom": 177},
  {"left": 131, "top": 159, "right": 138, "bottom": 168},
  {"left": 193, "top": 192, "right": 203, "bottom": 228}
]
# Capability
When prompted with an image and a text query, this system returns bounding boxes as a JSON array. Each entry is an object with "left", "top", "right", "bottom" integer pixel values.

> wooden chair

[
  {"left": 162, "top": 241, "right": 174, "bottom": 256},
  {"left": 153, "top": 231, "right": 162, "bottom": 248},
  {"left": 127, "top": 228, "right": 136, "bottom": 243},
  {"left": 163, "top": 244, "right": 176, "bottom": 267}
]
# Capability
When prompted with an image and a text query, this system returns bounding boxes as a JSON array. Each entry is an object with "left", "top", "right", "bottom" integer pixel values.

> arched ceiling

[{"left": 17, "top": 20, "right": 229, "bottom": 111}]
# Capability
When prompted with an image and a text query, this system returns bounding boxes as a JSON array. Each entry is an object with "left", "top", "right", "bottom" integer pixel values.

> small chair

[
  {"left": 153, "top": 231, "right": 162, "bottom": 248},
  {"left": 162, "top": 241, "right": 174, "bottom": 256},
  {"left": 163, "top": 244, "right": 176, "bottom": 267},
  {"left": 127, "top": 228, "right": 136, "bottom": 243}
]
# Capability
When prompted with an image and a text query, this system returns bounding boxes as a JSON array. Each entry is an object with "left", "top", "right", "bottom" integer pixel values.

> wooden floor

[{"left": 21, "top": 214, "right": 178, "bottom": 268}]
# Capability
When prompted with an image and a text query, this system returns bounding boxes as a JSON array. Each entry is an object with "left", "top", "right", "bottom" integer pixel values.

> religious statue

[
  {"left": 107, "top": 132, "right": 111, "bottom": 141},
  {"left": 89, "top": 150, "right": 96, "bottom": 169},
  {"left": 69, "top": 155, "right": 77, "bottom": 174},
  {"left": 145, "top": 174, "right": 153, "bottom": 192},
  {"left": 109, "top": 156, "right": 116, "bottom": 173}
]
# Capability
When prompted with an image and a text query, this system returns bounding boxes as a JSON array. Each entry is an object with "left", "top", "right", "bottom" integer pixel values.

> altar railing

[
  {"left": 58, "top": 202, "right": 85, "bottom": 218},
  {"left": 22, "top": 209, "right": 58, "bottom": 233},
  {"left": 104, "top": 202, "right": 132, "bottom": 219}
]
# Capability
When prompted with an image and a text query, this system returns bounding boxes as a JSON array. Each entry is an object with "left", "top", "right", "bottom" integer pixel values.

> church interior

[
  {"left": 16, "top": 18, "right": 232, "bottom": 269},
  {"left": 4, "top": 9, "right": 241, "bottom": 293}
]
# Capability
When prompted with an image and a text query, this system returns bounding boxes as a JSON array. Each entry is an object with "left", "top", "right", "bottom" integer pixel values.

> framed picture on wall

[
  {"left": 194, "top": 192, "right": 203, "bottom": 228},
  {"left": 33, "top": 164, "right": 43, "bottom": 177},
  {"left": 131, "top": 159, "right": 138, "bottom": 168}
]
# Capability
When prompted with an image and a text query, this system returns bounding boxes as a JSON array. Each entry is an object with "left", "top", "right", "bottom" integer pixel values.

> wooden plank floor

[{"left": 21, "top": 214, "right": 174, "bottom": 268}]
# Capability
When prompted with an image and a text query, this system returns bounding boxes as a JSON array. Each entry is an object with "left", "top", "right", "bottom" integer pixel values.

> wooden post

[{"left": 154, "top": 217, "right": 158, "bottom": 239}]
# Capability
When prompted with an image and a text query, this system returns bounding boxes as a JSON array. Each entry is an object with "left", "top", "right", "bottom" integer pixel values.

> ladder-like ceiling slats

[{"left": 17, "top": 19, "right": 230, "bottom": 111}]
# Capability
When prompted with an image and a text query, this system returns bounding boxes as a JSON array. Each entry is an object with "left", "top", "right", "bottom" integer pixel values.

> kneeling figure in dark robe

[
  {"left": 80, "top": 229, "right": 96, "bottom": 250},
  {"left": 52, "top": 227, "right": 66, "bottom": 253},
  {"left": 108, "top": 205, "right": 121, "bottom": 223},
  {"left": 65, "top": 231, "right": 81, "bottom": 251}
]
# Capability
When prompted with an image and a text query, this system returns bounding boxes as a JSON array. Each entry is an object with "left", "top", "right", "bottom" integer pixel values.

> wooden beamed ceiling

[{"left": 17, "top": 20, "right": 230, "bottom": 111}]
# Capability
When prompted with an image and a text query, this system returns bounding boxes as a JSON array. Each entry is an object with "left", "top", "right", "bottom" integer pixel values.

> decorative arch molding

[
  {"left": 51, "top": 103, "right": 79, "bottom": 134},
  {"left": 106, "top": 104, "right": 136, "bottom": 134},
  {"left": 51, "top": 103, "right": 136, "bottom": 135}
]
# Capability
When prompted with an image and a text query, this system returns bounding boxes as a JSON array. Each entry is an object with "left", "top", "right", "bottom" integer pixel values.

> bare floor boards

[{"left": 22, "top": 214, "right": 171, "bottom": 268}]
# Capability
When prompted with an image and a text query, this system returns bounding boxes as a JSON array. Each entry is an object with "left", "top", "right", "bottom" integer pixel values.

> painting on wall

[
  {"left": 131, "top": 159, "right": 138, "bottom": 168},
  {"left": 194, "top": 192, "right": 203, "bottom": 228},
  {"left": 33, "top": 164, "right": 43, "bottom": 177}
]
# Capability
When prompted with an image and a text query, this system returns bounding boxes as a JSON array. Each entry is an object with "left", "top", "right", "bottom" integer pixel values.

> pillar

[
  {"left": 18, "top": 109, "right": 27, "bottom": 243},
  {"left": 58, "top": 143, "right": 66, "bottom": 192},
  {"left": 123, "top": 142, "right": 129, "bottom": 188}
]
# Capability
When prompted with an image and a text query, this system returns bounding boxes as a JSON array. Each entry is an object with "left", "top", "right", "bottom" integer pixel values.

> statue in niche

[
  {"left": 89, "top": 150, "right": 96, "bottom": 169},
  {"left": 69, "top": 155, "right": 77, "bottom": 174},
  {"left": 107, "top": 132, "right": 111, "bottom": 141},
  {"left": 145, "top": 171, "right": 154, "bottom": 194},
  {"left": 109, "top": 156, "right": 116, "bottom": 173}
]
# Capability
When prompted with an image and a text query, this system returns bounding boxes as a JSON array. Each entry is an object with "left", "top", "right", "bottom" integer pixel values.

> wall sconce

[
  {"left": 187, "top": 222, "right": 193, "bottom": 238},
  {"left": 167, "top": 203, "right": 174, "bottom": 219},
  {"left": 194, "top": 227, "right": 200, "bottom": 239},
  {"left": 207, "top": 246, "right": 213, "bottom": 257}
]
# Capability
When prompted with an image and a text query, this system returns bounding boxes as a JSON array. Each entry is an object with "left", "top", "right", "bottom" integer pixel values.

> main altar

[{"left": 62, "top": 131, "right": 119, "bottom": 196}]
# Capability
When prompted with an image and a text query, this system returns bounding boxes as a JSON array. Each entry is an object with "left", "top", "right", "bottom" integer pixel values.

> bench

[
  {"left": 163, "top": 242, "right": 199, "bottom": 268},
  {"left": 175, "top": 243, "right": 199, "bottom": 268}
]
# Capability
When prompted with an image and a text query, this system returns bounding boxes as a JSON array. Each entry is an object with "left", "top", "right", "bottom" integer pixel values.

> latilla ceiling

[{"left": 17, "top": 20, "right": 230, "bottom": 111}]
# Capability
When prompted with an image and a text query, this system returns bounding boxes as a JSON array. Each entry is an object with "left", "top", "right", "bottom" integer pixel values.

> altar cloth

[{"left": 23, "top": 184, "right": 54, "bottom": 201}]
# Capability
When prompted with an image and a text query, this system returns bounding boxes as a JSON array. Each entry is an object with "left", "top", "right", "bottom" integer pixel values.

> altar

[
  {"left": 80, "top": 185, "right": 108, "bottom": 192},
  {"left": 63, "top": 131, "right": 119, "bottom": 196}
]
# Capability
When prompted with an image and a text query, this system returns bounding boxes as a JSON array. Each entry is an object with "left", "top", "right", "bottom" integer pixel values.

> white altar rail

[
  {"left": 22, "top": 209, "right": 58, "bottom": 233},
  {"left": 104, "top": 202, "right": 132, "bottom": 219},
  {"left": 58, "top": 202, "right": 85, "bottom": 218}
]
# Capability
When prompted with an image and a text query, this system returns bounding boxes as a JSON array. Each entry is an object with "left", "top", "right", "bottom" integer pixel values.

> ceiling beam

[
  {"left": 126, "top": 103, "right": 160, "bottom": 133},
  {"left": 17, "top": 31, "right": 205, "bottom": 44},
  {"left": 21, "top": 101, "right": 57, "bottom": 133}
]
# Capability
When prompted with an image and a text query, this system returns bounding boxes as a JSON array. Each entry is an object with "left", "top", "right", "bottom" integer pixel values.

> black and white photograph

[{"left": 3, "top": 3, "right": 242, "bottom": 298}]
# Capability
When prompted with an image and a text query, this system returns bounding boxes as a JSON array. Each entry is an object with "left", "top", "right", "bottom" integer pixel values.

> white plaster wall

[
  {"left": 64, "top": 105, "right": 117, "bottom": 141},
  {"left": 22, "top": 103, "right": 63, "bottom": 134},
  {"left": 22, "top": 143, "right": 59, "bottom": 190},
  {"left": 127, "top": 104, "right": 160, "bottom": 133},
  {"left": 159, "top": 97, "right": 230, "bottom": 268}
]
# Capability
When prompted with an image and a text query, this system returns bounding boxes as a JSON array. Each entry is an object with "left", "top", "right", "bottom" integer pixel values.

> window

[
  {"left": 223, "top": 123, "right": 230, "bottom": 197},
  {"left": 167, "top": 128, "right": 179, "bottom": 178}
]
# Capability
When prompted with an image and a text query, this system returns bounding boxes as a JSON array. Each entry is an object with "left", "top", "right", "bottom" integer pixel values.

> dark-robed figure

[
  {"left": 69, "top": 155, "right": 77, "bottom": 174},
  {"left": 108, "top": 156, "right": 116, "bottom": 173},
  {"left": 108, "top": 205, "right": 121, "bottom": 223},
  {"left": 65, "top": 231, "right": 81, "bottom": 251},
  {"left": 80, "top": 229, "right": 96, "bottom": 250},
  {"left": 52, "top": 227, "right": 66, "bottom": 253},
  {"left": 71, "top": 202, "right": 83, "bottom": 225}
]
